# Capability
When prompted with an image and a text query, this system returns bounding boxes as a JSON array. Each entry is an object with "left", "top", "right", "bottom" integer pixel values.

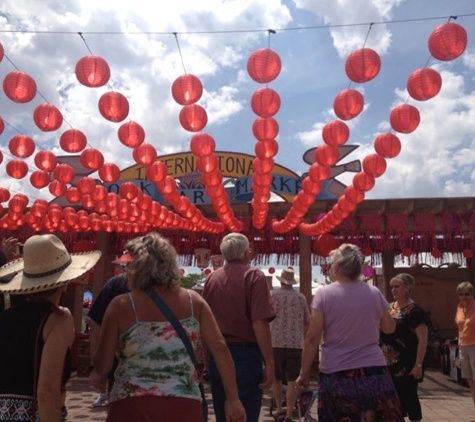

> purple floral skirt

[{"left": 317, "top": 366, "right": 404, "bottom": 422}]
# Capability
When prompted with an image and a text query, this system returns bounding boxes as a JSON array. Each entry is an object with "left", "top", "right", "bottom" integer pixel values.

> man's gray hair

[{"left": 220, "top": 233, "right": 249, "bottom": 262}]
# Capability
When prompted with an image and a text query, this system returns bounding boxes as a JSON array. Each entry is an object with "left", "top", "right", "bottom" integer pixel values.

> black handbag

[{"left": 147, "top": 289, "right": 208, "bottom": 421}]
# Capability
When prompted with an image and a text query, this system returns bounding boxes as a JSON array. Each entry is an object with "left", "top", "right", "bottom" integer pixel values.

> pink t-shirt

[{"left": 312, "top": 281, "right": 389, "bottom": 373}]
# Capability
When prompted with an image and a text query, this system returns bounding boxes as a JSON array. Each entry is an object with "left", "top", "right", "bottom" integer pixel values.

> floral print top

[
  {"left": 380, "top": 302, "right": 428, "bottom": 378},
  {"left": 109, "top": 292, "right": 201, "bottom": 403}
]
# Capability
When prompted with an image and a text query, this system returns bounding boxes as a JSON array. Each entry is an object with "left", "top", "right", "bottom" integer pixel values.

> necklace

[{"left": 393, "top": 300, "right": 411, "bottom": 310}]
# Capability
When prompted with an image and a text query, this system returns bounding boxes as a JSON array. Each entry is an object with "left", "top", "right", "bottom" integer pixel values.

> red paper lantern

[
  {"left": 302, "top": 177, "right": 321, "bottom": 195},
  {"left": 75, "top": 55, "right": 110, "bottom": 87},
  {"left": 322, "top": 120, "right": 350, "bottom": 146},
  {"left": 8, "top": 194, "right": 28, "bottom": 213},
  {"left": 407, "top": 68, "right": 442, "bottom": 101},
  {"left": 345, "top": 48, "right": 381, "bottom": 83},
  {"left": 428, "top": 22, "right": 467, "bottom": 61},
  {"left": 402, "top": 247, "right": 412, "bottom": 257},
  {"left": 247, "top": 48, "right": 281, "bottom": 84},
  {"left": 345, "top": 185, "right": 365, "bottom": 204},
  {"left": 374, "top": 132, "right": 401, "bottom": 158},
  {"left": 190, "top": 133, "right": 216, "bottom": 157},
  {"left": 308, "top": 163, "right": 330, "bottom": 182},
  {"left": 315, "top": 144, "right": 340, "bottom": 167},
  {"left": 268, "top": 267, "right": 275, "bottom": 274},
  {"left": 171, "top": 74, "right": 203, "bottom": 105},
  {"left": 30, "top": 170, "right": 50, "bottom": 189},
  {"left": 179, "top": 105, "right": 207, "bottom": 132},
  {"left": 146, "top": 161, "right": 168, "bottom": 183},
  {"left": 119, "top": 181, "right": 139, "bottom": 200},
  {"left": 390, "top": 104, "right": 420, "bottom": 134},
  {"left": 65, "top": 187, "right": 82, "bottom": 204},
  {"left": 34, "top": 150, "right": 57, "bottom": 172},
  {"left": 98, "top": 91, "right": 129, "bottom": 122},
  {"left": 80, "top": 148, "right": 104, "bottom": 170},
  {"left": 3, "top": 71, "right": 37, "bottom": 103},
  {"left": 333, "top": 89, "right": 364, "bottom": 120},
  {"left": 60, "top": 129, "right": 87, "bottom": 153},
  {"left": 463, "top": 249, "right": 474, "bottom": 259},
  {"left": 76, "top": 177, "right": 96, "bottom": 195},
  {"left": 92, "top": 185, "right": 107, "bottom": 202},
  {"left": 255, "top": 139, "right": 279, "bottom": 159},
  {"left": 98, "top": 162, "right": 121, "bottom": 183},
  {"left": 252, "top": 117, "right": 279, "bottom": 141},
  {"left": 353, "top": 172, "right": 375, "bottom": 192},
  {"left": 118, "top": 121, "right": 145, "bottom": 148},
  {"left": 133, "top": 143, "right": 157, "bottom": 166},
  {"left": 313, "top": 233, "right": 338, "bottom": 257},
  {"left": 49, "top": 180, "right": 67, "bottom": 197},
  {"left": 54, "top": 163, "right": 76, "bottom": 184},
  {"left": 157, "top": 176, "right": 177, "bottom": 196},
  {"left": 362, "top": 154, "right": 387, "bottom": 178},
  {"left": 0, "top": 116, "right": 4, "bottom": 135},
  {"left": 197, "top": 155, "right": 219, "bottom": 173},
  {"left": 251, "top": 87, "right": 280, "bottom": 118},
  {"left": 252, "top": 157, "right": 274, "bottom": 174},
  {"left": 202, "top": 170, "right": 223, "bottom": 186},
  {"left": 33, "top": 103, "right": 63, "bottom": 132},
  {"left": 0, "top": 150, "right": 2, "bottom": 165},
  {"left": 8, "top": 134, "right": 35, "bottom": 158},
  {"left": 6, "top": 159, "right": 28, "bottom": 179},
  {"left": 0, "top": 187, "right": 10, "bottom": 203},
  {"left": 0, "top": 43, "right": 3, "bottom": 62}
]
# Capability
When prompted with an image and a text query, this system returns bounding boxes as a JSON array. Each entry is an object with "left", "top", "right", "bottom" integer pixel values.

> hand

[
  {"left": 410, "top": 365, "right": 423, "bottom": 380},
  {"left": 88, "top": 369, "right": 107, "bottom": 391},
  {"left": 258, "top": 363, "right": 275, "bottom": 390},
  {"left": 1, "top": 237, "right": 18, "bottom": 261},
  {"left": 295, "top": 373, "right": 310, "bottom": 390},
  {"left": 225, "top": 397, "right": 246, "bottom": 422}
]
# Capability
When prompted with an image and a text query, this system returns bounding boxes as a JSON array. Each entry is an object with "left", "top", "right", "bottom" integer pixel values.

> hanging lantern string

[
  {"left": 173, "top": 32, "right": 187, "bottom": 74},
  {"left": 267, "top": 29, "right": 276, "bottom": 49},
  {"left": 346, "top": 23, "right": 374, "bottom": 90}
]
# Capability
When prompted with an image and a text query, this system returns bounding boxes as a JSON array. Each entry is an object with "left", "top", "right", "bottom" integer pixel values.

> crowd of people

[{"left": 0, "top": 232, "right": 473, "bottom": 421}]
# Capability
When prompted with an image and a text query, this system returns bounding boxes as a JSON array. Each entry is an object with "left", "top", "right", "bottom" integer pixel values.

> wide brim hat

[
  {"left": 276, "top": 267, "right": 299, "bottom": 286},
  {"left": 111, "top": 253, "right": 133, "bottom": 265},
  {"left": 0, "top": 234, "right": 101, "bottom": 295}
]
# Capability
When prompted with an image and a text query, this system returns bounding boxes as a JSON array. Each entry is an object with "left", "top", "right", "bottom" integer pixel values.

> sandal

[{"left": 274, "top": 410, "right": 286, "bottom": 421}]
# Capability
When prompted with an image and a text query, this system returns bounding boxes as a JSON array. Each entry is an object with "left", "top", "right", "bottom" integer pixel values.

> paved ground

[{"left": 65, "top": 368, "right": 473, "bottom": 421}]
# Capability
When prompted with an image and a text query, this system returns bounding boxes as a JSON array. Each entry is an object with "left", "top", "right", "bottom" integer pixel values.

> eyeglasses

[{"left": 459, "top": 292, "right": 471, "bottom": 297}]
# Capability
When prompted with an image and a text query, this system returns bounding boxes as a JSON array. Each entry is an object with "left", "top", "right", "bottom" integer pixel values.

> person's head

[
  {"left": 220, "top": 233, "right": 250, "bottom": 263},
  {"left": 457, "top": 281, "right": 474, "bottom": 305},
  {"left": 276, "top": 267, "right": 298, "bottom": 286},
  {"left": 390, "top": 273, "right": 415, "bottom": 300},
  {"left": 125, "top": 232, "right": 180, "bottom": 291},
  {"left": 0, "top": 234, "right": 101, "bottom": 299},
  {"left": 329, "top": 243, "right": 363, "bottom": 281}
]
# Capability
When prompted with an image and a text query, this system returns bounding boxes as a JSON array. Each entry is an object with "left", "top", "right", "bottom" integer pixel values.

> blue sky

[{"left": 0, "top": 0, "right": 474, "bottom": 205}]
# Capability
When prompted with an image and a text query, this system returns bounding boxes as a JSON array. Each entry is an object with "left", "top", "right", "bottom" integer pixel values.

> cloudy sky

[{"left": 0, "top": 0, "right": 474, "bottom": 206}]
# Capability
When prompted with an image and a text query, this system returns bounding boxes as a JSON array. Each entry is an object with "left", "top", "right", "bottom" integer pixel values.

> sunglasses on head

[{"left": 459, "top": 292, "right": 471, "bottom": 297}]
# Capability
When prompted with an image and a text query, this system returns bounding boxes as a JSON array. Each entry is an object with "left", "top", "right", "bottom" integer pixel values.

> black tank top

[{"left": 0, "top": 301, "right": 72, "bottom": 396}]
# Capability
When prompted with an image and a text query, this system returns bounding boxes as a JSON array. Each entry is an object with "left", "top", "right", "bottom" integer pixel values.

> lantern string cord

[
  {"left": 173, "top": 32, "right": 187, "bottom": 74},
  {"left": 78, "top": 32, "right": 93, "bottom": 55},
  {"left": 0, "top": 13, "right": 473, "bottom": 35}
]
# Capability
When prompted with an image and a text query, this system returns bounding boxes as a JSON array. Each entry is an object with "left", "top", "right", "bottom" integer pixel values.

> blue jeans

[{"left": 208, "top": 346, "right": 264, "bottom": 422}]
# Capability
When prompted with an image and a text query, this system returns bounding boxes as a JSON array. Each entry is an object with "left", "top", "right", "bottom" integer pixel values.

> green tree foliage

[{"left": 180, "top": 273, "right": 204, "bottom": 289}]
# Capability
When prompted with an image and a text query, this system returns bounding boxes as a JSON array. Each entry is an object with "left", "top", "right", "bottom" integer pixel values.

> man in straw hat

[
  {"left": 0, "top": 234, "right": 101, "bottom": 421},
  {"left": 270, "top": 268, "right": 310, "bottom": 422}
]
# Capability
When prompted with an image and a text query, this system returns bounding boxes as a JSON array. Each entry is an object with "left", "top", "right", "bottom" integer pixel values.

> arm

[
  {"left": 409, "top": 323, "right": 428, "bottom": 378},
  {"left": 252, "top": 318, "right": 275, "bottom": 390},
  {"left": 88, "top": 319, "right": 106, "bottom": 390},
  {"left": 198, "top": 295, "right": 246, "bottom": 422},
  {"left": 296, "top": 308, "right": 323, "bottom": 389},
  {"left": 380, "top": 311, "right": 396, "bottom": 334},
  {"left": 37, "top": 309, "right": 75, "bottom": 422},
  {"left": 92, "top": 298, "right": 120, "bottom": 376}
]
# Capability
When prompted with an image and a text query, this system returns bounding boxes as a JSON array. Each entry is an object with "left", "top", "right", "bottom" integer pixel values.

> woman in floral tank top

[{"left": 93, "top": 232, "right": 246, "bottom": 422}]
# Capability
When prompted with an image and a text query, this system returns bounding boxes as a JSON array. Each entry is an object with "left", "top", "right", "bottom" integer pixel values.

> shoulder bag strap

[{"left": 146, "top": 289, "right": 207, "bottom": 420}]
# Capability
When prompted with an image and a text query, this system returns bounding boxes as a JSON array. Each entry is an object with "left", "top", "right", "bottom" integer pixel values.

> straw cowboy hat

[
  {"left": 276, "top": 268, "right": 299, "bottom": 286},
  {"left": 0, "top": 234, "right": 101, "bottom": 295}
]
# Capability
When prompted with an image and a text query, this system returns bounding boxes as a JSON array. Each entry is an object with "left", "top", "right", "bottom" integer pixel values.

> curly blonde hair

[{"left": 125, "top": 232, "right": 180, "bottom": 291}]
